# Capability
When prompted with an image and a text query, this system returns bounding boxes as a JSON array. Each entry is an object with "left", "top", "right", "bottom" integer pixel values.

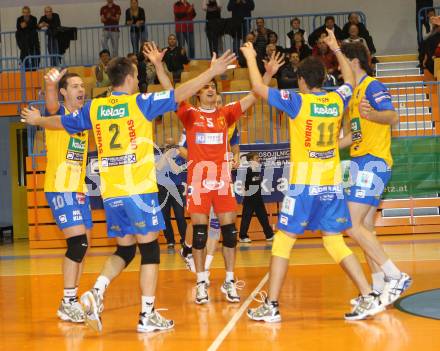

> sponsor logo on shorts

[
  {"left": 310, "top": 103, "right": 339, "bottom": 117},
  {"left": 319, "top": 194, "right": 335, "bottom": 202},
  {"left": 309, "top": 185, "right": 342, "bottom": 195},
  {"left": 309, "top": 149, "right": 335, "bottom": 160},
  {"left": 135, "top": 221, "right": 146, "bottom": 228},
  {"left": 281, "top": 196, "right": 295, "bottom": 216},
  {"left": 355, "top": 189, "right": 366, "bottom": 198},
  {"left": 195, "top": 132, "right": 223, "bottom": 145},
  {"left": 101, "top": 154, "right": 137, "bottom": 167},
  {"left": 109, "top": 200, "right": 124, "bottom": 208},
  {"left": 97, "top": 103, "right": 129, "bottom": 120},
  {"left": 111, "top": 225, "right": 121, "bottom": 231},
  {"left": 336, "top": 217, "right": 349, "bottom": 223},
  {"left": 59, "top": 214, "right": 67, "bottom": 224},
  {"left": 280, "top": 215, "right": 288, "bottom": 225},
  {"left": 152, "top": 216, "right": 158, "bottom": 226}
]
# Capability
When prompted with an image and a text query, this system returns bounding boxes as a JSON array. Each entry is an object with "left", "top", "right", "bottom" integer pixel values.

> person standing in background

[
  {"left": 227, "top": 0, "right": 255, "bottom": 55},
  {"left": 100, "top": 0, "right": 121, "bottom": 58},
  {"left": 163, "top": 33, "right": 190, "bottom": 83},
  {"left": 174, "top": 0, "right": 197, "bottom": 59},
  {"left": 38, "top": 6, "right": 61, "bottom": 66},
  {"left": 126, "top": 0, "right": 147, "bottom": 54},
  {"left": 417, "top": 0, "right": 434, "bottom": 47},
  {"left": 16, "top": 6, "right": 41, "bottom": 71},
  {"left": 203, "top": 0, "right": 222, "bottom": 55}
]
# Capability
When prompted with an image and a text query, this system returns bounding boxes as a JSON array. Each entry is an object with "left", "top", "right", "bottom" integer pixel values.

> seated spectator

[
  {"left": 422, "top": 29, "right": 440, "bottom": 73},
  {"left": 288, "top": 32, "right": 311, "bottom": 60},
  {"left": 285, "top": 17, "right": 308, "bottom": 49},
  {"left": 238, "top": 32, "right": 261, "bottom": 68},
  {"left": 342, "top": 12, "right": 376, "bottom": 54},
  {"left": 422, "top": 8, "right": 437, "bottom": 40},
  {"left": 252, "top": 17, "right": 274, "bottom": 58},
  {"left": 278, "top": 52, "right": 300, "bottom": 89},
  {"left": 95, "top": 49, "right": 111, "bottom": 87},
  {"left": 308, "top": 15, "right": 344, "bottom": 47},
  {"left": 313, "top": 37, "right": 338, "bottom": 77},
  {"left": 163, "top": 33, "right": 190, "bottom": 83},
  {"left": 127, "top": 52, "right": 138, "bottom": 65},
  {"left": 342, "top": 24, "right": 370, "bottom": 55},
  {"left": 268, "top": 32, "right": 284, "bottom": 54}
]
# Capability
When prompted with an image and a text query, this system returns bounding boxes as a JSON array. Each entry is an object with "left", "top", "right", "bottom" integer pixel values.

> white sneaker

[
  {"left": 239, "top": 237, "right": 252, "bottom": 243},
  {"left": 381, "top": 273, "right": 412, "bottom": 307},
  {"left": 221, "top": 280, "right": 245, "bottom": 303},
  {"left": 266, "top": 236, "right": 274, "bottom": 242},
  {"left": 137, "top": 309, "right": 174, "bottom": 333},
  {"left": 205, "top": 271, "right": 211, "bottom": 287},
  {"left": 350, "top": 290, "right": 381, "bottom": 306},
  {"left": 195, "top": 281, "right": 209, "bottom": 305},
  {"left": 247, "top": 300, "right": 281, "bottom": 323},
  {"left": 344, "top": 293, "right": 385, "bottom": 321},
  {"left": 80, "top": 289, "right": 104, "bottom": 332},
  {"left": 179, "top": 248, "right": 195, "bottom": 273},
  {"left": 57, "top": 298, "right": 85, "bottom": 323}
]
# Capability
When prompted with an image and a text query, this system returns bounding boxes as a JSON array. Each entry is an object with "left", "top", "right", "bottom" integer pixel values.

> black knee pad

[
  {"left": 192, "top": 224, "right": 208, "bottom": 250},
  {"left": 65, "top": 234, "right": 88, "bottom": 263},
  {"left": 138, "top": 240, "right": 160, "bottom": 265},
  {"left": 221, "top": 224, "right": 238, "bottom": 248},
  {"left": 114, "top": 244, "right": 137, "bottom": 267}
]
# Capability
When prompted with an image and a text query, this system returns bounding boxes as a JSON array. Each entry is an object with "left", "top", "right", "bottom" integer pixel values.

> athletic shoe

[
  {"left": 381, "top": 273, "right": 412, "bottom": 307},
  {"left": 137, "top": 309, "right": 174, "bottom": 333},
  {"left": 221, "top": 280, "right": 244, "bottom": 303},
  {"left": 57, "top": 298, "right": 85, "bottom": 323},
  {"left": 350, "top": 290, "right": 381, "bottom": 306},
  {"left": 167, "top": 243, "right": 175, "bottom": 249},
  {"left": 247, "top": 299, "right": 281, "bottom": 323},
  {"left": 344, "top": 293, "right": 385, "bottom": 321},
  {"left": 205, "top": 271, "right": 211, "bottom": 287},
  {"left": 80, "top": 289, "right": 104, "bottom": 332},
  {"left": 239, "top": 237, "right": 252, "bottom": 243},
  {"left": 266, "top": 236, "right": 274, "bottom": 242},
  {"left": 179, "top": 248, "right": 195, "bottom": 273},
  {"left": 195, "top": 281, "right": 209, "bottom": 305}
]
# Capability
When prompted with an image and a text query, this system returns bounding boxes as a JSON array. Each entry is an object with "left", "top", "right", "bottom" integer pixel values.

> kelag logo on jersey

[
  {"left": 97, "top": 103, "right": 129, "bottom": 120},
  {"left": 310, "top": 103, "right": 339, "bottom": 117},
  {"left": 68, "top": 137, "right": 86, "bottom": 152}
]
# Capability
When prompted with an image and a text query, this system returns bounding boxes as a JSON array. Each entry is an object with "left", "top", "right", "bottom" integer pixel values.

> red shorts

[{"left": 187, "top": 179, "right": 237, "bottom": 215}]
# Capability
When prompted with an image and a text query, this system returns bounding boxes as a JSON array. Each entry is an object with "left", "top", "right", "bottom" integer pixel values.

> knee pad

[
  {"left": 114, "top": 244, "right": 137, "bottom": 267},
  {"left": 221, "top": 224, "right": 238, "bottom": 248},
  {"left": 65, "top": 234, "right": 88, "bottom": 263},
  {"left": 271, "top": 230, "right": 296, "bottom": 259},
  {"left": 193, "top": 224, "right": 208, "bottom": 250},
  {"left": 138, "top": 240, "right": 160, "bottom": 265},
  {"left": 322, "top": 235, "right": 353, "bottom": 263}
]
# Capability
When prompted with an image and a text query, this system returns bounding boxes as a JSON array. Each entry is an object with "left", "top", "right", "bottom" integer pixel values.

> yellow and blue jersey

[
  {"left": 61, "top": 91, "right": 177, "bottom": 199},
  {"left": 44, "top": 105, "right": 89, "bottom": 193},
  {"left": 349, "top": 75, "right": 394, "bottom": 167}
]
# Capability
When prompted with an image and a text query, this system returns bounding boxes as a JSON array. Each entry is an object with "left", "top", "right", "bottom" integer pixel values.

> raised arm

[
  {"left": 240, "top": 42, "right": 270, "bottom": 100},
  {"left": 20, "top": 107, "right": 64, "bottom": 129},
  {"left": 44, "top": 68, "right": 67, "bottom": 115},
  {"left": 173, "top": 51, "right": 236, "bottom": 103},
  {"left": 143, "top": 42, "right": 173, "bottom": 90},
  {"left": 323, "top": 29, "right": 354, "bottom": 87}
]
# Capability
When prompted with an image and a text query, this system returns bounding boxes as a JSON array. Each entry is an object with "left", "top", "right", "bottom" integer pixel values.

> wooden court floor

[{"left": 1, "top": 234, "right": 440, "bottom": 351}]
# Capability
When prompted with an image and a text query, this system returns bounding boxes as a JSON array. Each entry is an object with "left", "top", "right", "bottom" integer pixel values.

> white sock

[
  {"left": 141, "top": 296, "right": 155, "bottom": 314},
  {"left": 372, "top": 272, "right": 386, "bottom": 293},
  {"left": 226, "top": 271, "right": 234, "bottom": 282},
  {"left": 197, "top": 272, "right": 206, "bottom": 283},
  {"left": 205, "top": 254, "right": 214, "bottom": 271},
  {"left": 380, "top": 260, "right": 401, "bottom": 280},
  {"left": 93, "top": 275, "right": 110, "bottom": 296},
  {"left": 185, "top": 241, "right": 192, "bottom": 248},
  {"left": 63, "top": 287, "right": 77, "bottom": 303}
]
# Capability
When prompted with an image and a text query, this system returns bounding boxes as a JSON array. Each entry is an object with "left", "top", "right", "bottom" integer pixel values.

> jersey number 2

[{"left": 109, "top": 124, "right": 122, "bottom": 149}]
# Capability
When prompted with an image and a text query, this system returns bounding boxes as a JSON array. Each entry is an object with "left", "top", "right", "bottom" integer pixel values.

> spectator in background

[
  {"left": 239, "top": 152, "right": 274, "bottom": 243},
  {"left": 238, "top": 32, "right": 261, "bottom": 69},
  {"left": 16, "top": 6, "right": 40, "bottom": 71},
  {"left": 268, "top": 32, "right": 284, "bottom": 54},
  {"left": 127, "top": 52, "right": 138, "bottom": 65},
  {"left": 203, "top": 0, "right": 223, "bottom": 55},
  {"left": 227, "top": 0, "right": 255, "bottom": 54},
  {"left": 285, "top": 17, "right": 308, "bottom": 49},
  {"left": 342, "top": 24, "right": 370, "bottom": 56},
  {"left": 174, "top": 0, "right": 196, "bottom": 59},
  {"left": 95, "top": 49, "right": 111, "bottom": 87},
  {"left": 313, "top": 36, "right": 338, "bottom": 77},
  {"left": 278, "top": 51, "right": 300, "bottom": 89},
  {"left": 163, "top": 33, "right": 190, "bottom": 83},
  {"left": 417, "top": 0, "right": 434, "bottom": 47},
  {"left": 288, "top": 32, "right": 311, "bottom": 60},
  {"left": 38, "top": 6, "right": 61, "bottom": 66},
  {"left": 308, "top": 16, "right": 344, "bottom": 47},
  {"left": 156, "top": 139, "right": 188, "bottom": 248},
  {"left": 252, "top": 18, "right": 274, "bottom": 58},
  {"left": 100, "top": 0, "right": 121, "bottom": 58},
  {"left": 126, "top": 0, "right": 147, "bottom": 54},
  {"left": 422, "top": 8, "right": 437, "bottom": 40},
  {"left": 342, "top": 13, "right": 376, "bottom": 55}
]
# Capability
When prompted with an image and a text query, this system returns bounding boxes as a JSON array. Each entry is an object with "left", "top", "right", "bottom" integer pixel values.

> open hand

[
  {"left": 20, "top": 107, "right": 43, "bottom": 126},
  {"left": 210, "top": 50, "right": 236, "bottom": 76},
  {"left": 431, "top": 16, "right": 440, "bottom": 26},
  {"left": 323, "top": 29, "right": 339, "bottom": 52},
  {"left": 240, "top": 42, "right": 257, "bottom": 59},
  {"left": 143, "top": 42, "right": 167, "bottom": 66},
  {"left": 263, "top": 51, "right": 285, "bottom": 77}
]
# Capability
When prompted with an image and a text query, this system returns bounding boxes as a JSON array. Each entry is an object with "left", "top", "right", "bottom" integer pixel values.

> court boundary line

[{"left": 207, "top": 272, "right": 269, "bottom": 351}]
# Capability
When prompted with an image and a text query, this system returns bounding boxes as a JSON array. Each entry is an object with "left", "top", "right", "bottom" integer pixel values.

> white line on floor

[{"left": 206, "top": 272, "right": 269, "bottom": 351}]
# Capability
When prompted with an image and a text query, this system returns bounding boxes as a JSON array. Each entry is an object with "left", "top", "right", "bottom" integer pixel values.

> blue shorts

[
  {"left": 46, "top": 192, "right": 93, "bottom": 230},
  {"left": 346, "top": 154, "right": 392, "bottom": 207},
  {"left": 277, "top": 185, "right": 352, "bottom": 234},
  {"left": 103, "top": 193, "right": 165, "bottom": 238}
]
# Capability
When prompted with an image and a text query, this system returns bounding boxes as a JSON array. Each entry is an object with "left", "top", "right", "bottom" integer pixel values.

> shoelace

[{"left": 252, "top": 290, "right": 268, "bottom": 304}]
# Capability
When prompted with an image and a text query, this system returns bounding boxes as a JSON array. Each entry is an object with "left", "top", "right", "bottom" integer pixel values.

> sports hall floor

[{"left": 1, "top": 234, "right": 440, "bottom": 351}]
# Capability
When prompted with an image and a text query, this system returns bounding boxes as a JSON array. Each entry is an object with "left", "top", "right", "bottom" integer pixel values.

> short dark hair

[
  {"left": 291, "top": 17, "right": 300, "bottom": 25},
  {"left": 99, "top": 49, "right": 110, "bottom": 57},
  {"left": 324, "top": 16, "right": 335, "bottom": 23},
  {"left": 106, "top": 57, "right": 136, "bottom": 87},
  {"left": 59, "top": 72, "right": 81, "bottom": 90},
  {"left": 341, "top": 42, "right": 372, "bottom": 75},
  {"left": 256, "top": 17, "right": 264, "bottom": 22},
  {"left": 246, "top": 152, "right": 259, "bottom": 161},
  {"left": 196, "top": 79, "right": 218, "bottom": 98},
  {"left": 269, "top": 32, "right": 278, "bottom": 40},
  {"left": 297, "top": 57, "right": 326, "bottom": 89}
]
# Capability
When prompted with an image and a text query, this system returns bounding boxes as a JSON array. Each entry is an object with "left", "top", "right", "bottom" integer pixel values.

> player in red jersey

[{"left": 177, "top": 52, "right": 285, "bottom": 305}]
